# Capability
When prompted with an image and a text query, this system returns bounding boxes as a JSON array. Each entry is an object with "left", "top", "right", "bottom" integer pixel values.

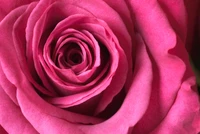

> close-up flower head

[{"left": 0, "top": 0, "right": 200, "bottom": 134}]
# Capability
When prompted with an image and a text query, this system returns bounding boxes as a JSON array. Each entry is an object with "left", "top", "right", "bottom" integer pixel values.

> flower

[{"left": 0, "top": 0, "right": 199, "bottom": 133}]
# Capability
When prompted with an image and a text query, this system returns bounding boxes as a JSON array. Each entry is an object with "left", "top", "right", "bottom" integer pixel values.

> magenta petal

[
  {"left": 0, "top": 0, "right": 36, "bottom": 21},
  {"left": 16, "top": 81, "right": 104, "bottom": 128},
  {"left": 0, "top": 86, "right": 37, "bottom": 134},
  {"left": 128, "top": 0, "right": 200, "bottom": 133},
  {"left": 17, "top": 88, "right": 83, "bottom": 134},
  {"left": 151, "top": 78, "right": 200, "bottom": 133},
  {"left": 12, "top": 2, "right": 55, "bottom": 97},
  {"left": 0, "top": 5, "right": 30, "bottom": 88},
  {"left": 0, "top": 63, "right": 18, "bottom": 105},
  {"left": 158, "top": 0, "right": 187, "bottom": 40}
]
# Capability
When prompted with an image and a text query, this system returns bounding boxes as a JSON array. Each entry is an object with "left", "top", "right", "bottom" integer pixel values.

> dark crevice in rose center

[
  {"left": 97, "top": 87, "right": 126, "bottom": 119},
  {"left": 64, "top": 43, "right": 83, "bottom": 66},
  {"left": 67, "top": 51, "right": 82, "bottom": 65},
  {"left": 56, "top": 42, "right": 84, "bottom": 67}
]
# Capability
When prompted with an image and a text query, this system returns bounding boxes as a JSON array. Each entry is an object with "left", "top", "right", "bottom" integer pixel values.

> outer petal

[
  {"left": 151, "top": 77, "right": 200, "bottom": 134},
  {"left": 0, "top": 0, "right": 36, "bottom": 21},
  {"left": 128, "top": 0, "right": 200, "bottom": 133},
  {"left": 158, "top": 0, "right": 187, "bottom": 41},
  {"left": 0, "top": 85, "right": 37, "bottom": 134}
]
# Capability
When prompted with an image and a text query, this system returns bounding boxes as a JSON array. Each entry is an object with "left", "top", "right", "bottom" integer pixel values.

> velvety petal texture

[
  {"left": 0, "top": 0, "right": 36, "bottom": 22},
  {"left": 0, "top": 0, "right": 199, "bottom": 134}
]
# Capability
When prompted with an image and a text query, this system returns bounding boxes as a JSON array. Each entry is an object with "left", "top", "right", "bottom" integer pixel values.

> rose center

[
  {"left": 67, "top": 51, "right": 82, "bottom": 65},
  {"left": 63, "top": 43, "right": 83, "bottom": 66}
]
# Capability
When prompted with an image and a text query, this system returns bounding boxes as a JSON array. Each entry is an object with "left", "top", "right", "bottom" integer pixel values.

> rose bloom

[{"left": 0, "top": 0, "right": 200, "bottom": 134}]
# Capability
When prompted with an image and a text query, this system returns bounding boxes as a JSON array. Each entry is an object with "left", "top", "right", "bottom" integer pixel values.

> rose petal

[
  {"left": 0, "top": 63, "right": 18, "bottom": 105},
  {"left": 128, "top": 0, "right": 200, "bottom": 133},
  {"left": 0, "top": 85, "right": 37, "bottom": 134},
  {"left": 158, "top": 0, "right": 187, "bottom": 41},
  {"left": 0, "top": 0, "right": 36, "bottom": 21},
  {"left": 0, "top": 3, "right": 28, "bottom": 92},
  {"left": 12, "top": 2, "right": 56, "bottom": 96},
  {"left": 150, "top": 77, "right": 200, "bottom": 134}
]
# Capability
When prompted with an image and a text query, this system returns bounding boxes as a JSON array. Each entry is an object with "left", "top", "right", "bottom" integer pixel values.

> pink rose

[{"left": 0, "top": 0, "right": 199, "bottom": 134}]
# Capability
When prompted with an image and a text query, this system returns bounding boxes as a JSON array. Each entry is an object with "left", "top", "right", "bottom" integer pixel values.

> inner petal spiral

[
  {"left": 25, "top": 14, "right": 128, "bottom": 116},
  {"left": 56, "top": 43, "right": 83, "bottom": 69}
]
